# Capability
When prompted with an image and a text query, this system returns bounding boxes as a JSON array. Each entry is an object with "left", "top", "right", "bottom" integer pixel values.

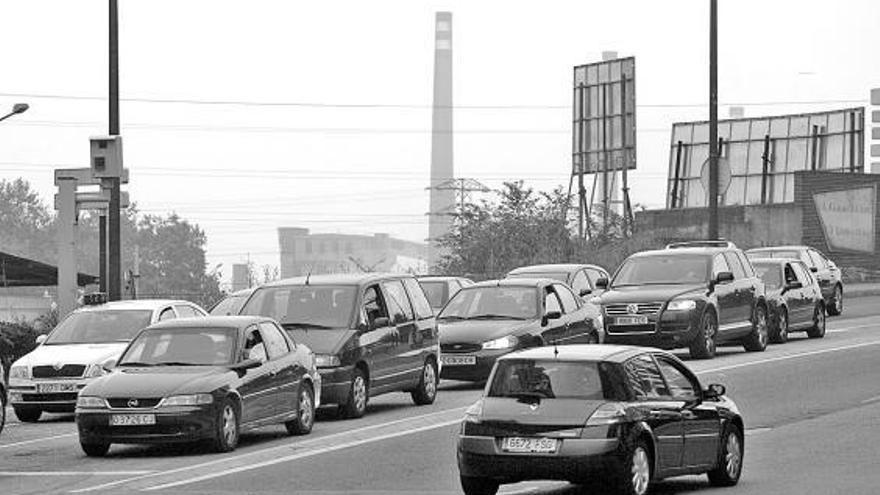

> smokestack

[{"left": 428, "top": 11, "right": 455, "bottom": 269}]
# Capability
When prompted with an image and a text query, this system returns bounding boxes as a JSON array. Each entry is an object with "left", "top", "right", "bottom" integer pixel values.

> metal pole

[
  {"left": 56, "top": 180, "right": 78, "bottom": 318},
  {"left": 108, "top": 0, "right": 122, "bottom": 300},
  {"left": 761, "top": 134, "right": 771, "bottom": 204},
  {"left": 99, "top": 214, "right": 107, "bottom": 292},
  {"left": 810, "top": 124, "right": 819, "bottom": 171},
  {"left": 601, "top": 83, "right": 610, "bottom": 235},
  {"left": 849, "top": 111, "right": 856, "bottom": 172},
  {"left": 672, "top": 141, "right": 684, "bottom": 208},
  {"left": 708, "top": 0, "right": 719, "bottom": 240},
  {"left": 620, "top": 77, "right": 631, "bottom": 235}
]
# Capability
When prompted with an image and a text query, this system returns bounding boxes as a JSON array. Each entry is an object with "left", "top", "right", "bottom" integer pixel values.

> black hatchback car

[
  {"left": 506, "top": 263, "right": 610, "bottom": 299},
  {"left": 751, "top": 258, "right": 826, "bottom": 343},
  {"left": 439, "top": 279, "right": 603, "bottom": 382},
  {"left": 76, "top": 316, "right": 320, "bottom": 456},
  {"left": 596, "top": 244, "right": 769, "bottom": 359},
  {"left": 457, "top": 345, "right": 743, "bottom": 495},
  {"left": 746, "top": 245, "right": 843, "bottom": 316},
  {"left": 240, "top": 273, "right": 439, "bottom": 418}
]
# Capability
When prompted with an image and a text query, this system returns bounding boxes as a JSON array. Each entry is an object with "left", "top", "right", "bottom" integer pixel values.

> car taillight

[{"left": 585, "top": 402, "right": 627, "bottom": 426}]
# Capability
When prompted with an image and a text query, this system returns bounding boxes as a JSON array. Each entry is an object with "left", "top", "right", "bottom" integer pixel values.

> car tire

[
  {"left": 689, "top": 311, "right": 717, "bottom": 359},
  {"left": 769, "top": 308, "right": 789, "bottom": 344},
  {"left": 807, "top": 304, "right": 826, "bottom": 339},
  {"left": 285, "top": 383, "right": 315, "bottom": 436},
  {"left": 742, "top": 305, "right": 769, "bottom": 352},
  {"left": 460, "top": 475, "right": 499, "bottom": 495},
  {"left": 411, "top": 359, "right": 438, "bottom": 406},
  {"left": 80, "top": 441, "right": 111, "bottom": 457},
  {"left": 211, "top": 398, "right": 239, "bottom": 453},
  {"left": 339, "top": 367, "right": 368, "bottom": 419},
  {"left": 13, "top": 405, "right": 42, "bottom": 423},
  {"left": 618, "top": 437, "right": 652, "bottom": 495},
  {"left": 827, "top": 285, "right": 843, "bottom": 316},
  {"left": 707, "top": 423, "right": 744, "bottom": 486}
]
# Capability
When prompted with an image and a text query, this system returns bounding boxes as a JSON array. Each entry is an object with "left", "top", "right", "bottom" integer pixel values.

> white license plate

[
  {"left": 35, "top": 382, "right": 78, "bottom": 394},
  {"left": 441, "top": 355, "right": 476, "bottom": 366},
  {"left": 502, "top": 437, "right": 558, "bottom": 453},
  {"left": 110, "top": 414, "right": 156, "bottom": 426},
  {"left": 616, "top": 316, "right": 648, "bottom": 325}
]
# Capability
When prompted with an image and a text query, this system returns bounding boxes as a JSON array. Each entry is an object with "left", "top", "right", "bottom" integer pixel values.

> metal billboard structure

[
  {"left": 571, "top": 56, "right": 636, "bottom": 238},
  {"left": 667, "top": 107, "right": 865, "bottom": 209}
]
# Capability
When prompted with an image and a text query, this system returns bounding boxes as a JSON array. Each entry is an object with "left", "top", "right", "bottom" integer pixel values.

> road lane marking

[
  {"left": 0, "top": 433, "right": 77, "bottom": 449},
  {"left": 827, "top": 323, "right": 878, "bottom": 334},
  {"left": 0, "top": 471, "right": 156, "bottom": 476},
  {"left": 70, "top": 406, "right": 468, "bottom": 493},
  {"left": 698, "top": 339, "right": 880, "bottom": 375},
  {"left": 744, "top": 427, "right": 772, "bottom": 436},
  {"left": 861, "top": 395, "right": 880, "bottom": 404}
]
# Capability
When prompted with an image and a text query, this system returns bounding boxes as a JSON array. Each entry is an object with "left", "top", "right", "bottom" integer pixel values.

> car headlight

[
  {"left": 481, "top": 335, "right": 518, "bottom": 350},
  {"left": 666, "top": 300, "right": 697, "bottom": 311},
  {"left": 84, "top": 364, "right": 108, "bottom": 378},
  {"left": 314, "top": 354, "right": 342, "bottom": 368},
  {"left": 9, "top": 365, "right": 29, "bottom": 380},
  {"left": 76, "top": 396, "right": 108, "bottom": 409},
  {"left": 160, "top": 394, "right": 214, "bottom": 407}
]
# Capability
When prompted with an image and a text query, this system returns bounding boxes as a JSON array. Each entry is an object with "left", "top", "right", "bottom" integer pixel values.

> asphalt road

[{"left": 3, "top": 296, "right": 880, "bottom": 495}]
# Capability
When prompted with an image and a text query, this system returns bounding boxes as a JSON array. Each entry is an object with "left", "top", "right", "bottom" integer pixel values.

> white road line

[
  {"left": 0, "top": 433, "right": 77, "bottom": 449},
  {"left": 141, "top": 418, "right": 462, "bottom": 492},
  {"left": 827, "top": 323, "right": 878, "bottom": 334},
  {"left": 698, "top": 339, "right": 880, "bottom": 375},
  {"left": 0, "top": 471, "right": 155, "bottom": 476},
  {"left": 861, "top": 395, "right": 880, "bottom": 404},
  {"left": 70, "top": 406, "right": 467, "bottom": 493}
]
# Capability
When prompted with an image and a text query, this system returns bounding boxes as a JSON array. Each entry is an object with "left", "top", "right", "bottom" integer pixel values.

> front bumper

[
  {"left": 8, "top": 379, "right": 94, "bottom": 412},
  {"left": 439, "top": 348, "right": 511, "bottom": 382},
  {"left": 603, "top": 310, "right": 699, "bottom": 350},
  {"left": 76, "top": 405, "right": 216, "bottom": 445},
  {"left": 316, "top": 366, "right": 354, "bottom": 406}
]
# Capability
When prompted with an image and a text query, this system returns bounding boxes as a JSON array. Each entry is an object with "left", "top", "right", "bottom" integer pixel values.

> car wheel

[
  {"left": 618, "top": 438, "right": 652, "bottom": 495},
  {"left": 285, "top": 383, "right": 315, "bottom": 436},
  {"left": 13, "top": 405, "right": 42, "bottom": 423},
  {"left": 807, "top": 304, "right": 826, "bottom": 339},
  {"left": 689, "top": 311, "right": 717, "bottom": 359},
  {"left": 742, "top": 305, "right": 768, "bottom": 352},
  {"left": 460, "top": 475, "right": 499, "bottom": 495},
  {"left": 708, "top": 423, "right": 744, "bottom": 486},
  {"left": 770, "top": 308, "right": 789, "bottom": 344},
  {"left": 80, "top": 441, "right": 111, "bottom": 457},
  {"left": 411, "top": 359, "right": 438, "bottom": 405},
  {"left": 827, "top": 285, "right": 843, "bottom": 316},
  {"left": 212, "top": 398, "right": 239, "bottom": 453},
  {"left": 339, "top": 367, "right": 368, "bottom": 419}
]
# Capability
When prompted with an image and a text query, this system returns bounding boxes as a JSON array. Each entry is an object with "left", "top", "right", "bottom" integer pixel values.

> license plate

[
  {"left": 110, "top": 414, "right": 156, "bottom": 426},
  {"left": 616, "top": 316, "right": 648, "bottom": 325},
  {"left": 441, "top": 355, "right": 476, "bottom": 366},
  {"left": 502, "top": 437, "right": 558, "bottom": 453},
  {"left": 35, "top": 382, "right": 78, "bottom": 394}
]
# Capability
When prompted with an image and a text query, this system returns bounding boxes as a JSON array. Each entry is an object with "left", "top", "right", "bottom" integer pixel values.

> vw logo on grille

[
  {"left": 127, "top": 398, "right": 140, "bottom": 408},
  {"left": 627, "top": 303, "right": 639, "bottom": 315},
  {"left": 529, "top": 402, "right": 539, "bottom": 411},
  {"left": 52, "top": 362, "right": 64, "bottom": 371}
]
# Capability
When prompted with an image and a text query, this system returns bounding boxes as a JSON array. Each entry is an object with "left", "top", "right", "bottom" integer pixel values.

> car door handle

[{"left": 649, "top": 410, "right": 681, "bottom": 418}]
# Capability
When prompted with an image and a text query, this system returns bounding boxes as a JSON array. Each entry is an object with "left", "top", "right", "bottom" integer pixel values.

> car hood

[
  {"left": 599, "top": 284, "right": 707, "bottom": 304},
  {"left": 82, "top": 366, "right": 234, "bottom": 397},
  {"left": 480, "top": 397, "right": 605, "bottom": 427},
  {"left": 13, "top": 342, "right": 128, "bottom": 368},
  {"left": 439, "top": 319, "right": 537, "bottom": 345},
  {"left": 285, "top": 328, "right": 357, "bottom": 355}
]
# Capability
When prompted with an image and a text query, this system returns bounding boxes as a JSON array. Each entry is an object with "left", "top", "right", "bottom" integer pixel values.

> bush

[{"left": 0, "top": 320, "right": 40, "bottom": 378}]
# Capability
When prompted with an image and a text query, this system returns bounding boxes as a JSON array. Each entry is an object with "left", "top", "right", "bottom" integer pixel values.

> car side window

[
  {"left": 158, "top": 307, "right": 176, "bottom": 322},
  {"left": 792, "top": 263, "right": 813, "bottom": 286},
  {"left": 624, "top": 355, "right": 669, "bottom": 399},
  {"left": 783, "top": 264, "right": 798, "bottom": 285},
  {"left": 402, "top": 278, "right": 434, "bottom": 320},
  {"left": 712, "top": 254, "right": 731, "bottom": 278},
  {"left": 363, "top": 285, "right": 391, "bottom": 328},
  {"left": 259, "top": 322, "right": 291, "bottom": 359},
  {"left": 382, "top": 280, "right": 414, "bottom": 324},
  {"left": 808, "top": 250, "right": 827, "bottom": 269},
  {"left": 654, "top": 356, "right": 698, "bottom": 401},
  {"left": 554, "top": 284, "right": 580, "bottom": 313},
  {"left": 736, "top": 251, "right": 756, "bottom": 278},
  {"left": 174, "top": 305, "right": 199, "bottom": 318},
  {"left": 243, "top": 326, "right": 268, "bottom": 363},
  {"left": 723, "top": 252, "right": 746, "bottom": 280},
  {"left": 584, "top": 269, "right": 604, "bottom": 287},
  {"left": 571, "top": 270, "right": 589, "bottom": 294},
  {"left": 543, "top": 287, "right": 562, "bottom": 314}
]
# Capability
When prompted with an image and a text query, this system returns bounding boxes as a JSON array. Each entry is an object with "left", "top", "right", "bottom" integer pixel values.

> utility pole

[
  {"left": 107, "top": 0, "right": 122, "bottom": 300},
  {"left": 707, "top": 0, "right": 720, "bottom": 240}
]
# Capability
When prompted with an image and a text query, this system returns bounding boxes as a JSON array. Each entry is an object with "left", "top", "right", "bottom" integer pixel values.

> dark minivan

[{"left": 239, "top": 273, "right": 439, "bottom": 418}]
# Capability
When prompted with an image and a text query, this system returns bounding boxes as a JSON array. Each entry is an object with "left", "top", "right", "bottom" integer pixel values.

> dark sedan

[
  {"left": 457, "top": 345, "right": 744, "bottom": 495},
  {"left": 75, "top": 316, "right": 320, "bottom": 456},
  {"left": 439, "top": 279, "right": 603, "bottom": 382},
  {"left": 751, "top": 258, "right": 826, "bottom": 343},
  {"left": 746, "top": 245, "right": 843, "bottom": 316},
  {"left": 506, "top": 263, "right": 609, "bottom": 299}
]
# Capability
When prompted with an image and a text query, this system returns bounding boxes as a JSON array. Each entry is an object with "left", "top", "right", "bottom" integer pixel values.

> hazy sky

[{"left": 2, "top": 0, "right": 878, "bottom": 287}]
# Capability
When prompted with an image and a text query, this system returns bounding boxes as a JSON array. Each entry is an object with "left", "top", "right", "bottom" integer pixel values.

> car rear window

[
  {"left": 752, "top": 263, "right": 782, "bottom": 290},
  {"left": 419, "top": 281, "right": 447, "bottom": 308},
  {"left": 488, "top": 359, "right": 616, "bottom": 400},
  {"left": 748, "top": 250, "right": 799, "bottom": 260}
]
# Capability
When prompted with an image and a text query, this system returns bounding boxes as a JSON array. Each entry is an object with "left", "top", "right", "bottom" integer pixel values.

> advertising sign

[{"left": 813, "top": 186, "right": 876, "bottom": 253}]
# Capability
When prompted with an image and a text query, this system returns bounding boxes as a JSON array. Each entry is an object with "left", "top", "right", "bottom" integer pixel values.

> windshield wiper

[
  {"left": 438, "top": 315, "right": 466, "bottom": 321},
  {"left": 117, "top": 361, "right": 154, "bottom": 367},
  {"left": 469, "top": 314, "right": 528, "bottom": 320},
  {"left": 505, "top": 391, "right": 550, "bottom": 402},
  {"left": 154, "top": 361, "right": 200, "bottom": 366},
  {"left": 281, "top": 322, "right": 334, "bottom": 329}
]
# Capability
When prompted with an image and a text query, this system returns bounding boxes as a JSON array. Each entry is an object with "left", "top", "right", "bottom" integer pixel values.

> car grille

[
  {"left": 107, "top": 398, "right": 163, "bottom": 409},
  {"left": 607, "top": 324, "right": 656, "bottom": 334},
  {"left": 32, "top": 364, "right": 86, "bottom": 378},
  {"left": 23, "top": 393, "right": 79, "bottom": 402},
  {"left": 605, "top": 303, "right": 664, "bottom": 316},
  {"left": 441, "top": 343, "right": 482, "bottom": 354}
]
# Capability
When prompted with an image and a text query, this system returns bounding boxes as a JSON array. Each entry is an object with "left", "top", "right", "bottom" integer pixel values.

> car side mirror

[
  {"left": 810, "top": 266, "right": 818, "bottom": 273},
  {"left": 595, "top": 277, "right": 609, "bottom": 289},
  {"left": 35, "top": 334, "right": 48, "bottom": 345},
  {"left": 231, "top": 358, "right": 262, "bottom": 372},
  {"left": 370, "top": 316, "right": 390, "bottom": 330},
  {"left": 579, "top": 288, "right": 592, "bottom": 297},
  {"left": 102, "top": 359, "right": 117, "bottom": 372},
  {"left": 542, "top": 311, "right": 562, "bottom": 326},
  {"left": 785, "top": 281, "right": 803, "bottom": 291},
  {"left": 704, "top": 383, "right": 726, "bottom": 399},
  {"left": 715, "top": 272, "right": 734, "bottom": 284}
]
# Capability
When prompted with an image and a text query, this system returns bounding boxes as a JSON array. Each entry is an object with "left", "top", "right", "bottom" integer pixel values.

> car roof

[
  {"left": 76, "top": 299, "right": 194, "bottom": 313},
  {"left": 749, "top": 257, "right": 800, "bottom": 267},
  {"left": 507, "top": 264, "right": 605, "bottom": 274},
  {"left": 468, "top": 278, "right": 552, "bottom": 289},
  {"left": 262, "top": 272, "right": 413, "bottom": 287},
  {"left": 417, "top": 276, "right": 469, "bottom": 282},
  {"left": 498, "top": 344, "right": 662, "bottom": 364},
  {"left": 229, "top": 287, "right": 255, "bottom": 296},
  {"left": 630, "top": 247, "right": 719, "bottom": 258},
  {"left": 146, "top": 315, "right": 270, "bottom": 330},
  {"left": 747, "top": 245, "right": 809, "bottom": 252}
]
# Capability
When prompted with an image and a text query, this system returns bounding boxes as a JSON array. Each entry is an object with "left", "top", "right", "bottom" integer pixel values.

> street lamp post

[{"left": 0, "top": 103, "right": 29, "bottom": 123}]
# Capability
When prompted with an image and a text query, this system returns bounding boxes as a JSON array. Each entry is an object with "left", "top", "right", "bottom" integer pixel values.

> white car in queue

[{"left": 7, "top": 294, "right": 207, "bottom": 423}]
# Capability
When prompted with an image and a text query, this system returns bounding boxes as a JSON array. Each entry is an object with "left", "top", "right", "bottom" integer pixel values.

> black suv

[
  {"left": 239, "top": 273, "right": 439, "bottom": 418},
  {"left": 596, "top": 241, "right": 769, "bottom": 359}
]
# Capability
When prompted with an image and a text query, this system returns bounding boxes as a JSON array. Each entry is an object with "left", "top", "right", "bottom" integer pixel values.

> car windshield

[
  {"left": 748, "top": 250, "right": 800, "bottom": 260},
  {"left": 240, "top": 285, "right": 356, "bottom": 329},
  {"left": 210, "top": 294, "right": 247, "bottom": 316},
  {"left": 488, "top": 360, "right": 611, "bottom": 400},
  {"left": 419, "top": 281, "right": 447, "bottom": 308},
  {"left": 753, "top": 263, "right": 782, "bottom": 290},
  {"left": 613, "top": 255, "right": 709, "bottom": 286},
  {"left": 45, "top": 310, "right": 153, "bottom": 344},
  {"left": 507, "top": 272, "right": 568, "bottom": 282},
  {"left": 118, "top": 327, "right": 238, "bottom": 366},
  {"left": 439, "top": 286, "right": 537, "bottom": 320}
]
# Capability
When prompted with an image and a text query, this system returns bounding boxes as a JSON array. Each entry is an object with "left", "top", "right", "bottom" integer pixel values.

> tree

[{"left": 0, "top": 178, "right": 55, "bottom": 262}]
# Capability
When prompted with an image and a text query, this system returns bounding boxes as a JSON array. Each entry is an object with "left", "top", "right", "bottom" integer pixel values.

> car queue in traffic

[{"left": 2, "top": 240, "right": 844, "bottom": 495}]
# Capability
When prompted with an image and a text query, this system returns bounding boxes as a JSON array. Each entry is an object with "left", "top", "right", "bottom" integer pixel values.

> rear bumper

[{"left": 76, "top": 405, "right": 216, "bottom": 445}]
